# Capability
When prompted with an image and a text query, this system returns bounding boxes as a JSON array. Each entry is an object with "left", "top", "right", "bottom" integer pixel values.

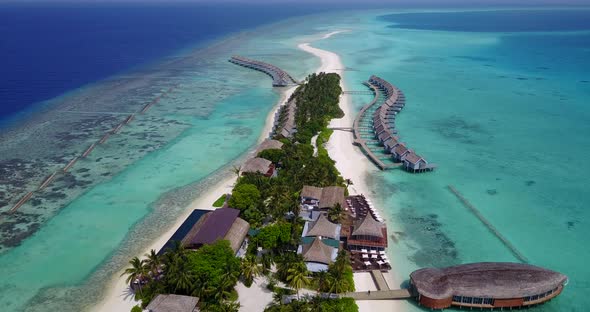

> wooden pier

[
  {"left": 229, "top": 55, "right": 299, "bottom": 87},
  {"left": 448, "top": 185, "right": 528, "bottom": 263},
  {"left": 351, "top": 75, "right": 436, "bottom": 173},
  {"left": 342, "top": 289, "right": 412, "bottom": 300},
  {"left": 38, "top": 171, "right": 58, "bottom": 191},
  {"left": 9, "top": 192, "right": 33, "bottom": 213},
  {"left": 63, "top": 157, "right": 79, "bottom": 172},
  {"left": 352, "top": 82, "right": 399, "bottom": 170},
  {"left": 5, "top": 84, "right": 180, "bottom": 214}
]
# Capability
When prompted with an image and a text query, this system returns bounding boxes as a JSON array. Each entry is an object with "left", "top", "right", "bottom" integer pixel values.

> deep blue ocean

[{"left": 0, "top": 3, "right": 333, "bottom": 125}]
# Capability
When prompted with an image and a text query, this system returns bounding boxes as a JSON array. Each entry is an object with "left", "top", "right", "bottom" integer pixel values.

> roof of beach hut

[
  {"left": 256, "top": 139, "right": 284, "bottom": 154},
  {"left": 146, "top": 294, "right": 200, "bottom": 312},
  {"left": 410, "top": 262, "right": 568, "bottom": 300},
  {"left": 241, "top": 157, "right": 272, "bottom": 174},
  {"left": 352, "top": 213, "right": 384, "bottom": 238},
  {"left": 306, "top": 214, "right": 340, "bottom": 239},
  {"left": 301, "top": 237, "right": 336, "bottom": 265}
]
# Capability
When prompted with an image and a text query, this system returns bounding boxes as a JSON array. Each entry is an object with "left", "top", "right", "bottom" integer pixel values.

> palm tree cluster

[
  {"left": 121, "top": 240, "right": 241, "bottom": 310},
  {"left": 316, "top": 250, "right": 355, "bottom": 294}
]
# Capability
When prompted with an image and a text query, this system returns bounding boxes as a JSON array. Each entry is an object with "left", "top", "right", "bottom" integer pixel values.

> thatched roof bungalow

[
  {"left": 346, "top": 213, "right": 387, "bottom": 251},
  {"left": 300, "top": 185, "right": 346, "bottom": 210},
  {"left": 146, "top": 294, "right": 199, "bottom": 312},
  {"left": 256, "top": 139, "right": 283, "bottom": 154},
  {"left": 241, "top": 157, "right": 276, "bottom": 177},
  {"left": 410, "top": 262, "right": 568, "bottom": 310},
  {"left": 302, "top": 213, "right": 341, "bottom": 240},
  {"left": 297, "top": 237, "right": 338, "bottom": 272},
  {"left": 181, "top": 208, "right": 249, "bottom": 254}
]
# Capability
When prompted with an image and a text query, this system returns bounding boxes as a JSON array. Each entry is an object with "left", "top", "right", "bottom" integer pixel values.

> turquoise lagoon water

[
  {"left": 1, "top": 7, "right": 589, "bottom": 312},
  {"left": 0, "top": 17, "right": 319, "bottom": 312},
  {"left": 313, "top": 9, "right": 590, "bottom": 311}
]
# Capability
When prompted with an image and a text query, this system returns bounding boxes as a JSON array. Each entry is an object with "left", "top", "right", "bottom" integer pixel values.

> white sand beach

[
  {"left": 93, "top": 82, "right": 297, "bottom": 312},
  {"left": 96, "top": 31, "right": 407, "bottom": 312},
  {"left": 299, "top": 34, "right": 407, "bottom": 312}
]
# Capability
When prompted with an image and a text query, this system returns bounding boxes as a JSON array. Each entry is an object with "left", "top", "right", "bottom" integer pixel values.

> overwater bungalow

[
  {"left": 403, "top": 152, "right": 436, "bottom": 173},
  {"left": 229, "top": 56, "right": 298, "bottom": 87},
  {"left": 241, "top": 157, "right": 276, "bottom": 177},
  {"left": 391, "top": 143, "right": 411, "bottom": 161},
  {"left": 384, "top": 136, "right": 400, "bottom": 151},
  {"left": 300, "top": 185, "right": 346, "bottom": 210},
  {"left": 410, "top": 262, "right": 568, "bottom": 310}
]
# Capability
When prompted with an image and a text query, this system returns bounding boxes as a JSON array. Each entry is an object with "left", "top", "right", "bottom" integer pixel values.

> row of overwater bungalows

[
  {"left": 368, "top": 75, "right": 436, "bottom": 173},
  {"left": 229, "top": 56, "right": 299, "bottom": 87}
]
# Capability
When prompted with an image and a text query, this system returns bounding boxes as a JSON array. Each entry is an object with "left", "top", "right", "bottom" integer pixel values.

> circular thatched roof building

[{"left": 410, "top": 262, "right": 568, "bottom": 310}]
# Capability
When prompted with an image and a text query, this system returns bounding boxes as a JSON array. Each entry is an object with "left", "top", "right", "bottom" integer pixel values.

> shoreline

[
  {"left": 298, "top": 34, "right": 408, "bottom": 312},
  {"left": 93, "top": 83, "right": 298, "bottom": 312}
]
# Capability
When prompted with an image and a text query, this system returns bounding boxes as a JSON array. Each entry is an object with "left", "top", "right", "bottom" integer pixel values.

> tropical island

[{"left": 121, "top": 72, "right": 361, "bottom": 311}]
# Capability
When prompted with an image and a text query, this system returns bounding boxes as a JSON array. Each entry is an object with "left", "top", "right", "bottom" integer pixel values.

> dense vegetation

[
  {"left": 293, "top": 73, "right": 343, "bottom": 144},
  {"left": 265, "top": 297, "right": 358, "bottom": 312},
  {"left": 123, "top": 72, "right": 354, "bottom": 311},
  {"left": 123, "top": 241, "right": 240, "bottom": 311}
]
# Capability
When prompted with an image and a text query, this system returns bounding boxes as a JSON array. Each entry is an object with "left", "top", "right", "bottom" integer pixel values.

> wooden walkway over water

[
  {"left": 343, "top": 289, "right": 412, "bottom": 300},
  {"left": 448, "top": 185, "right": 529, "bottom": 263},
  {"left": 229, "top": 55, "right": 299, "bottom": 87},
  {"left": 352, "top": 83, "right": 396, "bottom": 170},
  {"left": 340, "top": 270, "right": 413, "bottom": 301}
]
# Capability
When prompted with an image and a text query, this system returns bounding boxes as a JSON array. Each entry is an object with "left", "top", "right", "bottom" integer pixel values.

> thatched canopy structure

[
  {"left": 301, "top": 185, "right": 345, "bottom": 209},
  {"left": 181, "top": 208, "right": 250, "bottom": 253},
  {"left": 410, "top": 262, "right": 568, "bottom": 300},
  {"left": 146, "top": 294, "right": 199, "bottom": 312},
  {"left": 352, "top": 213, "right": 384, "bottom": 238},
  {"left": 256, "top": 139, "right": 284, "bottom": 154},
  {"left": 301, "top": 237, "right": 336, "bottom": 265},
  {"left": 242, "top": 157, "right": 273, "bottom": 175},
  {"left": 224, "top": 217, "right": 250, "bottom": 252},
  {"left": 305, "top": 214, "right": 340, "bottom": 239}
]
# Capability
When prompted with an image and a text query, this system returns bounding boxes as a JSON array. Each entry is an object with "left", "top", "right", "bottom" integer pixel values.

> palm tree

[
  {"left": 121, "top": 257, "right": 148, "bottom": 297},
  {"left": 327, "top": 274, "right": 350, "bottom": 294},
  {"left": 315, "top": 270, "right": 330, "bottom": 292},
  {"left": 286, "top": 262, "right": 310, "bottom": 299},
  {"left": 144, "top": 249, "right": 161, "bottom": 278},
  {"left": 241, "top": 255, "right": 261, "bottom": 286},
  {"left": 328, "top": 203, "right": 344, "bottom": 223},
  {"left": 260, "top": 252, "right": 274, "bottom": 275},
  {"left": 232, "top": 165, "right": 241, "bottom": 177}
]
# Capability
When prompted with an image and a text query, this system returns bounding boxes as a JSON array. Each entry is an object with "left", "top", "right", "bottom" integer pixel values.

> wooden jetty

[
  {"left": 229, "top": 55, "right": 299, "bottom": 87},
  {"left": 124, "top": 114, "right": 135, "bottom": 125},
  {"left": 448, "top": 185, "right": 528, "bottom": 263},
  {"left": 38, "top": 171, "right": 58, "bottom": 191},
  {"left": 98, "top": 133, "right": 111, "bottom": 144},
  {"left": 342, "top": 289, "right": 412, "bottom": 300},
  {"left": 81, "top": 142, "right": 97, "bottom": 158},
  {"left": 352, "top": 75, "right": 436, "bottom": 173},
  {"left": 63, "top": 156, "right": 79, "bottom": 172},
  {"left": 9, "top": 191, "right": 33, "bottom": 213},
  {"left": 352, "top": 82, "right": 397, "bottom": 170},
  {"left": 112, "top": 122, "right": 125, "bottom": 134}
]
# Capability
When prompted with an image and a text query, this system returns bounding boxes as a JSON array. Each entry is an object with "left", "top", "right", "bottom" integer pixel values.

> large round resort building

[{"left": 410, "top": 262, "right": 568, "bottom": 310}]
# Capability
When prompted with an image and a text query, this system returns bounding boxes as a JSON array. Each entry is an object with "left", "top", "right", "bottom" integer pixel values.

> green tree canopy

[{"left": 228, "top": 183, "right": 261, "bottom": 211}]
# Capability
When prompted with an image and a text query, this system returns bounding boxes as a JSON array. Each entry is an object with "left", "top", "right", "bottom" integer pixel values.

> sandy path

[{"left": 299, "top": 34, "right": 408, "bottom": 312}]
